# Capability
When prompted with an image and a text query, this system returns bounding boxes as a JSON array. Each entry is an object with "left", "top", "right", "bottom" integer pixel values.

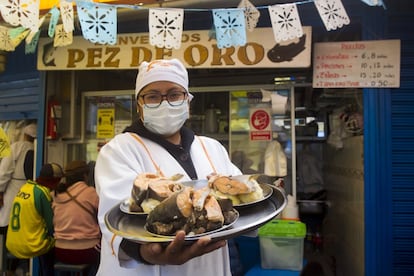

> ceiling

[{"left": 38, "top": 0, "right": 291, "bottom": 12}]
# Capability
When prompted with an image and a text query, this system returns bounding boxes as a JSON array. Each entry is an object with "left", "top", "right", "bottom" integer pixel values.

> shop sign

[
  {"left": 37, "top": 27, "right": 311, "bottom": 70},
  {"left": 96, "top": 102, "right": 115, "bottom": 138},
  {"left": 249, "top": 107, "right": 272, "bottom": 141},
  {"left": 313, "top": 39, "right": 400, "bottom": 88}
]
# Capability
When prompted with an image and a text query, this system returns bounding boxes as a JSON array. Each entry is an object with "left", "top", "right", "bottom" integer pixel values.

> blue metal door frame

[
  {"left": 364, "top": 89, "right": 393, "bottom": 275},
  {"left": 364, "top": 1, "right": 414, "bottom": 274}
]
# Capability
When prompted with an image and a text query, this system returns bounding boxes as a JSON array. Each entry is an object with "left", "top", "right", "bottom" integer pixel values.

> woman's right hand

[{"left": 139, "top": 230, "right": 227, "bottom": 265}]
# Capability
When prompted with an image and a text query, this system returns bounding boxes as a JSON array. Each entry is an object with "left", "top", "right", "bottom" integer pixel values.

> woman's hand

[{"left": 140, "top": 230, "right": 227, "bottom": 265}]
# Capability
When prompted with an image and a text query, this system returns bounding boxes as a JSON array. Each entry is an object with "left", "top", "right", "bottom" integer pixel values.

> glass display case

[
  {"left": 189, "top": 85, "right": 294, "bottom": 180},
  {"left": 185, "top": 91, "right": 230, "bottom": 149},
  {"left": 81, "top": 90, "right": 136, "bottom": 162},
  {"left": 229, "top": 89, "right": 286, "bottom": 175},
  {"left": 77, "top": 84, "right": 326, "bottom": 197},
  {"left": 225, "top": 83, "right": 326, "bottom": 197}
]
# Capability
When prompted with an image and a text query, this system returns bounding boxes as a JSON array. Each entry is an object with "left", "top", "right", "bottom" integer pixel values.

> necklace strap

[
  {"left": 196, "top": 136, "right": 217, "bottom": 174},
  {"left": 129, "top": 133, "right": 165, "bottom": 177},
  {"left": 129, "top": 133, "right": 217, "bottom": 177}
]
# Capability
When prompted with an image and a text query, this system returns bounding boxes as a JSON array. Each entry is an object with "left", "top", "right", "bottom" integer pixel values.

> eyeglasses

[{"left": 139, "top": 91, "right": 188, "bottom": 108}]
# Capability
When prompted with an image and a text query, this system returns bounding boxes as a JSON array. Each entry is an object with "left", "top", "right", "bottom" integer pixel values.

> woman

[
  {"left": 52, "top": 160, "right": 101, "bottom": 273},
  {"left": 95, "top": 59, "right": 242, "bottom": 276}
]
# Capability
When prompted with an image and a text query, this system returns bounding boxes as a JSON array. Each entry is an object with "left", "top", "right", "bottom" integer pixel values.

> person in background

[
  {"left": 6, "top": 162, "right": 64, "bottom": 276},
  {"left": 94, "top": 59, "right": 242, "bottom": 276},
  {"left": 0, "top": 122, "right": 36, "bottom": 229},
  {"left": 0, "top": 122, "right": 36, "bottom": 273},
  {"left": 52, "top": 160, "right": 101, "bottom": 275},
  {"left": 87, "top": 161, "right": 96, "bottom": 187}
]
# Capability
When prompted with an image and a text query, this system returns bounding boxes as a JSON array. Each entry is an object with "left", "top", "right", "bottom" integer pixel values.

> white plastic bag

[{"left": 264, "top": 140, "right": 287, "bottom": 177}]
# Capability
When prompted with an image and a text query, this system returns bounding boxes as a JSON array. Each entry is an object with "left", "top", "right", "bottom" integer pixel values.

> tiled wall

[{"left": 323, "top": 135, "right": 364, "bottom": 276}]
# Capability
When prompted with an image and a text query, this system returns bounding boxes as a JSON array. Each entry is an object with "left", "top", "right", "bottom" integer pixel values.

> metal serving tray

[{"left": 105, "top": 182, "right": 287, "bottom": 244}]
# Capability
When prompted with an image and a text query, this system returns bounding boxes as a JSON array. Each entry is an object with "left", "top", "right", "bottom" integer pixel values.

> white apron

[{"left": 95, "top": 133, "right": 241, "bottom": 276}]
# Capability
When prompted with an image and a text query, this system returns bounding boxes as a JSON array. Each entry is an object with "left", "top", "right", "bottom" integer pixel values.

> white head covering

[
  {"left": 23, "top": 123, "right": 37, "bottom": 138},
  {"left": 135, "top": 59, "right": 189, "bottom": 99}
]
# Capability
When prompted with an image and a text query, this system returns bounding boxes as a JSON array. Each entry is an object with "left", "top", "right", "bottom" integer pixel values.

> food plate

[
  {"left": 181, "top": 180, "right": 273, "bottom": 208},
  {"left": 144, "top": 209, "right": 239, "bottom": 240},
  {"left": 119, "top": 198, "right": 149, "bottom": 216},
  {"left": 119, "top": 182, "right": 272, "bottom": 215},
  {"left": 105, "top": 184, "right": 286, "bottom": 243},
  {"left": 234, "top": 183, "right": 273, "bottom": 208}
]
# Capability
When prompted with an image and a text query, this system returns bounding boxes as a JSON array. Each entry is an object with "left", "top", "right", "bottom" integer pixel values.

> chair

[{"left": 54, "top": 262, "right": 91, "bottom": 276}]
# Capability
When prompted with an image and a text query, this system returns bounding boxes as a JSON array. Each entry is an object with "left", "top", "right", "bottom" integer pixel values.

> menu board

[{"left": 313, "top": 40, "right": 400, "bottom": 88}]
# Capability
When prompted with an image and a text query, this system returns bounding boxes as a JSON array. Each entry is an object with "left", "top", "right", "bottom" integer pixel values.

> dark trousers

[
  {"left": 55, "top": 247, "right": 100, "bottom": 276},
  {"left": 38, "top": 249, "right": 55, "bottom": 276},
  {"left": 0, "top": 226, "right": 20, "bottom": 272}
]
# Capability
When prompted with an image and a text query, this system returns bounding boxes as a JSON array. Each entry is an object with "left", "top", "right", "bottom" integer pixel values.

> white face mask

[{"left": 142, "top": 101, "right": 189, "bottom": 136}]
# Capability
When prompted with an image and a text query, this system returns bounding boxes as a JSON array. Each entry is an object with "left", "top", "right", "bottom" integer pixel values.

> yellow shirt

[{"left": 6, "top": 181, "right": 55, "bottom": 258}]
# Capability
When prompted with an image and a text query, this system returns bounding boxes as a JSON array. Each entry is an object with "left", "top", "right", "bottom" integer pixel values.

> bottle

[
  {"left": 281, "top": 194, "right": 299, "bottom": 220},
  {"left": 205, "top": 104, "right": 218, "bottom": 133}
]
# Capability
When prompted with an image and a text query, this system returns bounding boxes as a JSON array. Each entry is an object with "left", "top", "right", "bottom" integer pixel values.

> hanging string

[
  {"left": 112, "top": 0, "right": 316, "bottom": 12},
  {"left": 0, "top": 0, "right": 384, "bottom": 52}
]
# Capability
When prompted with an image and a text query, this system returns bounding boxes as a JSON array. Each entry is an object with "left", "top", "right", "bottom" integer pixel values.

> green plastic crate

[
  {"left": 258, "top": 220, "right": 306, "bottom": 271},
  {"left": 258, "top": 219, "right": 306, "bottom": 238}
]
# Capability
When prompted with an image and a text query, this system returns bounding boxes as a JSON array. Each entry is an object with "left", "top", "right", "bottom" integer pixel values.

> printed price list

[{"left": 313, "top": 40, "right": 400, "bottom": 88}]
